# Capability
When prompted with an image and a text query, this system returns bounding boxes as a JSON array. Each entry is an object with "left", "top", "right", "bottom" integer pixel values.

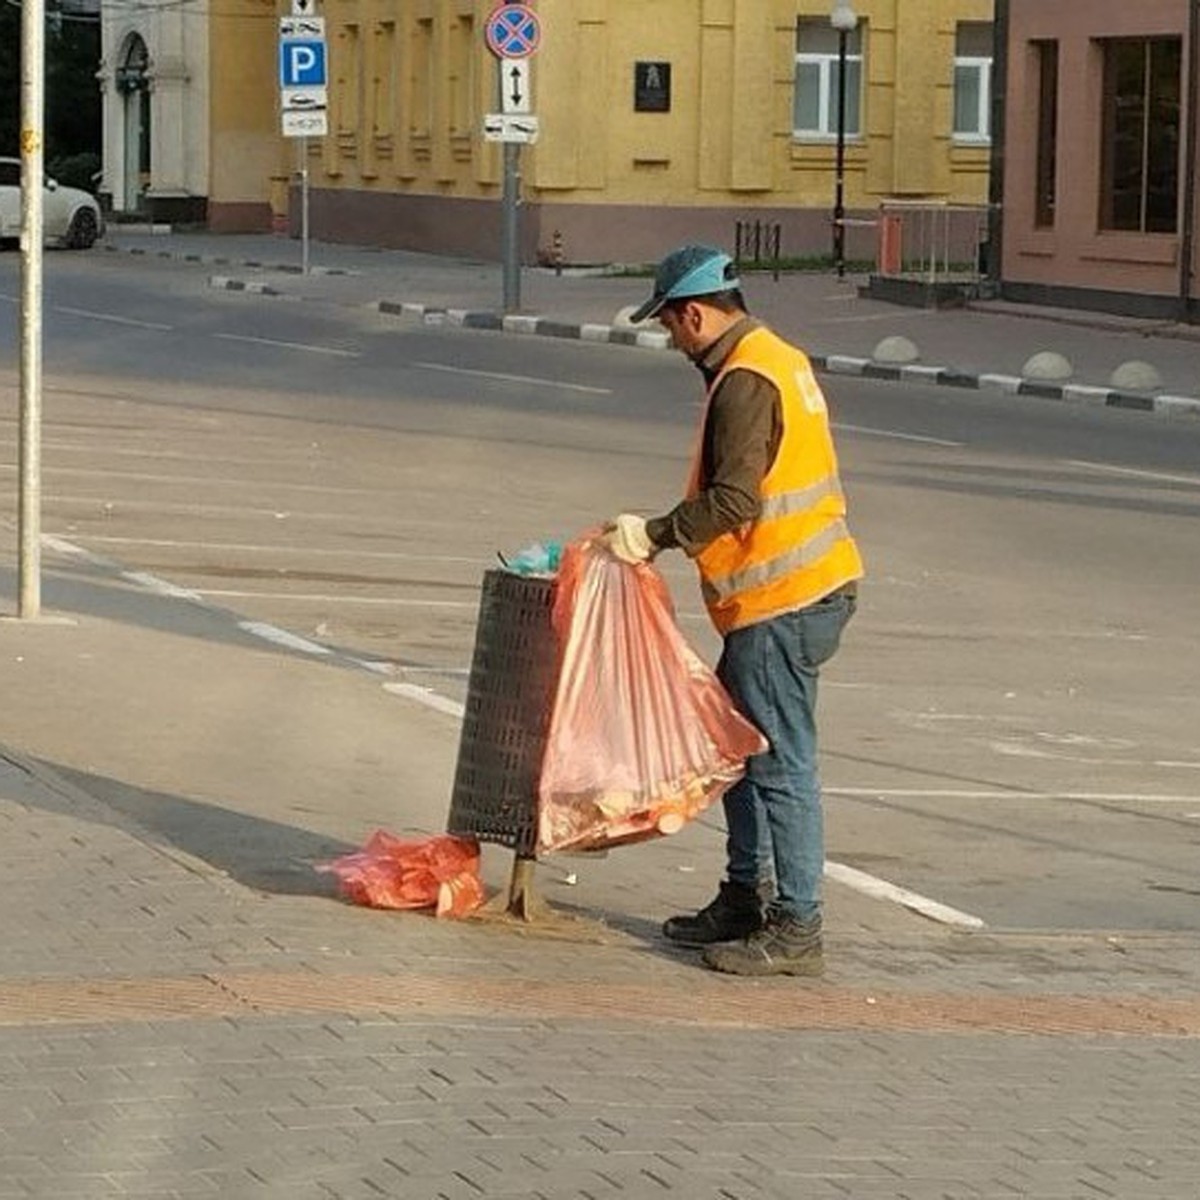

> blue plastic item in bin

[{"left": 499, "top": 540, "right": 563, "bottom": 576}]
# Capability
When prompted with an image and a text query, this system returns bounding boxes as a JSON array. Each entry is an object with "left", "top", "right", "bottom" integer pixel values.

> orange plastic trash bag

[
  {"left": 316, "top": 831, "right": 484, "bottom": 918},
  {"left": 537, "top": 539, "right": 767, "bottom": 853}
]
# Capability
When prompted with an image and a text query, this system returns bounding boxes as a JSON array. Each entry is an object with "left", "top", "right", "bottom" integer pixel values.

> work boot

[
  {"left": 662, "top": 880, "right": 765, "bottom": 946},
  {"left": 701, "top": 912, "right": 824, "bottom": 977}
]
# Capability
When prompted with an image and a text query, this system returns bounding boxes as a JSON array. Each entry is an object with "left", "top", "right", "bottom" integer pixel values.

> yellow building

[{"left": 205, "top": 0, "right": 994, "bottom": 262}]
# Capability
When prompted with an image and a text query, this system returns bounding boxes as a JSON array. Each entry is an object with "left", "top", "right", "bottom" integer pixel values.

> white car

[{"left": 0, "top": 156, "right": 105, "bottom": 249}]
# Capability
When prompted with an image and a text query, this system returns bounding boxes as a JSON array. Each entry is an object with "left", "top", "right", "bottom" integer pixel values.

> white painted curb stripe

[
  {"left": 824, "top": 860, "right": 986, "bottom": 929},
  {"left": 978, "top": 373, "right": 1023, "bottom": 393},
  {"left": 825, "top": 355, "right": 869, "bottom": 374},
  {"left": 1157, "top": 395, "right": 1200, "bottom": 415},
  {"left": 1062, "top": 384, "right": 1113, "bottom": 405},
  {"left": 635, "top": 330, "right": 670, "bottom": 350},
  {"left": 503, "top": 315, "right": 540, "bottom": 334}
]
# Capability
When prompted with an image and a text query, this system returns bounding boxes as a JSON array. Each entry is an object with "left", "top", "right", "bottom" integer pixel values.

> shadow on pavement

[{"left": 42, "top": 759, "right": 353, "bottom": 898}]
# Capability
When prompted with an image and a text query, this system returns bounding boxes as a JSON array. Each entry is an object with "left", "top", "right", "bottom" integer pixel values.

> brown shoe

[{"left": 701, "top": 914, "right": 824, "bottom": 977}]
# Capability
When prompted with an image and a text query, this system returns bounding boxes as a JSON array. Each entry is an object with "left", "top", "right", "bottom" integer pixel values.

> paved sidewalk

[
  {"left": 3, "top": 532, "right": 1200, "bottom": 1196},
  {"left": 4, "top": 235, "right": 1200, "bottom": 1195},
  {"left": 104, "top": 229, "right": 1200, "bottom": 413}
]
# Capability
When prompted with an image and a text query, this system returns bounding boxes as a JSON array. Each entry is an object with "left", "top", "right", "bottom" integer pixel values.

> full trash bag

[
  {"left": 316, "top": 831, "right": 484, "bottom": 918},
  {"left": 537, "top": 538, "right": 767, "bottom": 853}
]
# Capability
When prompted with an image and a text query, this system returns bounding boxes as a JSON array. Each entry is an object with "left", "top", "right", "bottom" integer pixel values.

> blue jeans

[{"left": 716, "top": 591, "right": 856, "bottom": 923}]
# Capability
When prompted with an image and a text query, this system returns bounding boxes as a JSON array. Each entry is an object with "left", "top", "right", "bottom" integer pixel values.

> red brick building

[{"left": 997, "top": 0, "right": 1200, "bottom": 319}]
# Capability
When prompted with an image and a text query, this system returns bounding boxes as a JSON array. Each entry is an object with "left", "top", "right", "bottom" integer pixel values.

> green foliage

[
  {"left": 0, "top": 4, "right": 101, "bottom": 161},
  {"left": 48, "top": 149, "right": 100, "bottom": 192}
]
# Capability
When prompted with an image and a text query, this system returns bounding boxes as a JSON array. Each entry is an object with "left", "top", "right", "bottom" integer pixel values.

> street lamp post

[{"left": 830, "top": 0, "right": 858, "bottom": 278}]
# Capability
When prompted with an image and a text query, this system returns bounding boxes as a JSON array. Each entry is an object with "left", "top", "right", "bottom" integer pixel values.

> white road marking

[
  {"left": 212, "top": 332, "right": 360, "bottom": 358},
  {"left": 1062, "top": 459, "right": 1200, "bottom": 489},
  {"left": 0, "top": 463, "right": 403, "bottom": 498},
  {"left": 41, "top": 534, "right": 104, "bottom": 562},
  {"left": 54, "top": 534, "right": 490, "bottom": 565},
  {"left": 46, "top": 494, "right": 394, "bottom": 522},
  {"left": 828, "top": 787, "right": 1200, "bottom": 804},
  {"left": 411, "top": 361, "right": 612, "bottom": 395},
  {"left": 236, "top": 621, "right": 332, "bottom": 656},
  {"left": 120, "top": 571, "right": 204, "bottom": 602},
  {"left": 833, "top": 422, "right": 963, "bottom": 447},
  {"left": 197, "top": 589, "right": 478, "bottom": 609},
  {"left": 823, "top": 861, "right": 985, "bottom": 929},
  {"left": 382, "top": 682, "right": 466, "bottom": 719},
  {"left": 53, "top": 306, "right": 174, "bottom": 331}
]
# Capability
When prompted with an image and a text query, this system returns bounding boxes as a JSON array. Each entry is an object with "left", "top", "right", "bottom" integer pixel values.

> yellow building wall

[
  {"left": 301, "top": 0, "right": 992, "bottom": 206},
  {"left": 228, "top": 0, "right": 993, "bottom": 254},
  {"left": 208, "top": 0, "right": 281, "bottom": 229}
]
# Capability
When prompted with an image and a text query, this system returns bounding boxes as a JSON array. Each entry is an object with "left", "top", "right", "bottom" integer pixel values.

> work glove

[{"left": 599, "top": 514, "right": 654, "bottom": 564}]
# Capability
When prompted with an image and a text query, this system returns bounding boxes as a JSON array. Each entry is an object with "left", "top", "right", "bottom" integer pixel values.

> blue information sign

[
  {"left": 485, "top": 4, "right": 541, "bottom": 60},
  {"left": 279, "top": 39, "right": 328, "bottom": 88}
]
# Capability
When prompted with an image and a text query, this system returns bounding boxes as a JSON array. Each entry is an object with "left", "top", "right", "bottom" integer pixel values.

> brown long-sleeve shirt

[{"left": 645, "top": 316, "right": 783, "bottom": 556}]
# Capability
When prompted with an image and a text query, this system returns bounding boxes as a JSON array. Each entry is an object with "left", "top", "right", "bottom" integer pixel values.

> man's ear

[{"left": 680, "top": 300, "right": 705, "bottom": 332}]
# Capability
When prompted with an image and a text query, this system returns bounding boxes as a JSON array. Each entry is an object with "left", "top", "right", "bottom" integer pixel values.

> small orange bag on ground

[
  {"left": 537, "top": 539, "right": 767, "bottom": 853},
  {"left": 316, "top": 831, "right": 484, "bottom": 918}
]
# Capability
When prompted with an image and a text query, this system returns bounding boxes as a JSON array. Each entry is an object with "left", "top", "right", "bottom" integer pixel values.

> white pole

[{"left": 18, "top": 0, "right": 46, "bottom": 619}]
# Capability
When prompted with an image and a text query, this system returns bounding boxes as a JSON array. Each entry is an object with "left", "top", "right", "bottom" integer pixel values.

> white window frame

[
  {"left": 953, "top": 54, "right": 992, "bottom": 143},
  {"left": 794, "top": 31, "right": 863, "bottom": 140}
]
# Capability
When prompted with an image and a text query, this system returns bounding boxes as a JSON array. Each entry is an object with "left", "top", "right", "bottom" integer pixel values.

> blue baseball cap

[{"left": 630, "top": 244, "right": 742, "bottom": 323}]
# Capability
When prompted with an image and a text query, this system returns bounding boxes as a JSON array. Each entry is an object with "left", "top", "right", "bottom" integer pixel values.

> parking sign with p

[{"left": 280, "top": 39, "right": 327, "bottom": 88}]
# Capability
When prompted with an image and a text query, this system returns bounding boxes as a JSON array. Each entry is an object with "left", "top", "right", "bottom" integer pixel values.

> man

[{"left": 600, "top": 244, "right": 862, "bottom": 978}]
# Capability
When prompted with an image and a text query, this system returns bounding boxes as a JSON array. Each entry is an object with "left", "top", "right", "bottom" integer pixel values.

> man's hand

[{"left": 599, "top": 514, "right": 654, "bottom": 564}]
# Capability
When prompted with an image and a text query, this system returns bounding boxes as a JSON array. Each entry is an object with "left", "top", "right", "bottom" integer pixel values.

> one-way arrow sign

[{"left": 500, "top": 60, "right": 531, "bottom": 115}]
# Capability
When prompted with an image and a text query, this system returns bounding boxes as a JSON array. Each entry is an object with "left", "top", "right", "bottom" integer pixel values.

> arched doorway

[{"left": 114, "top": 35, "right": 150, "bottom": 212}]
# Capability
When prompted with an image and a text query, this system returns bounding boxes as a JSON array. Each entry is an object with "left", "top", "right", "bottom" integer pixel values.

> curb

[
  {"left": 209, "top": 275, "right": 285, "bottom": 297},
  {"left": 375, "top": 299, "right": 672, "bottom": 351},
  {"left": 106, "top": 242, "right": 1200, "bottom": 417},
  {"left": 373, "top": 300, "right": 1200, "bottom": 415},
  {"left": 106, "top": 242, "right": 354, "bottom": 277},
  {"left": 811, "top": 354, "right": 1200, "bottom": 418}
]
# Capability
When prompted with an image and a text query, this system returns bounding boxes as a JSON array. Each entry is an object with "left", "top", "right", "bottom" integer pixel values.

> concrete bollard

[
  {"left": 872, "top": 335, "right": 920, "bottom": 365},
  {"left": 1109, "top": 360, "right": 1163, "bottom": 392},
  {"left": 1021, "top": 351, "right": 1074, "bottom": 382}
]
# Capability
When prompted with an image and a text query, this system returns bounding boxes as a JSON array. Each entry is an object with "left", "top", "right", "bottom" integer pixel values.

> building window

[
  {"left": 794, "top": 18, "right": 862, "bottom": 139},
  {"left": 1034, "top": 41, "right": 1058, "bottom": 228},
  {"left": 953, "top": 22, "right": 993, "bottom": 143},
  {"left": 1100, "top": 37, "right": 1182, "bottom": 233}
]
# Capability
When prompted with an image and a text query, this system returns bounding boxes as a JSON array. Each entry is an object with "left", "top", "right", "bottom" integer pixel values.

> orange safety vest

[{"left": 688, "top": 326, "right": 864, "bottom": 634}]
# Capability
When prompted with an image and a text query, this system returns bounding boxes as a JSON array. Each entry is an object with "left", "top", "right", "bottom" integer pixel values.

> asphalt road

[{"left": 2, "top": 247, "right": 1199, "bottom": 936}]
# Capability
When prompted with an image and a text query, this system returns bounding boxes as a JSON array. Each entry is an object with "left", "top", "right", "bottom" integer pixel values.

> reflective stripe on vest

[
  {"left": 689, "top": 325, "right": 863, "bottom": 633},
  {"left": 701, "top": 518, "right": 853, "bottom": 605}
]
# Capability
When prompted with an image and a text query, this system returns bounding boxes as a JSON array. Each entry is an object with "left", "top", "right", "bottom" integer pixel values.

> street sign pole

[
  {"left": 486, "top": 2, "right": 541, "bottom": 315},
  {"left": 280, "top": 7, "right": 327, "bottom": 275},
  {"left": 300, "top": 137, "right": 310, "bottom": 276},
  {"left": 502, "top": 139, "right": 520, "bottom": 313},
  {"left": 18, "top": 0, "right": 45, "bottom": 619}
]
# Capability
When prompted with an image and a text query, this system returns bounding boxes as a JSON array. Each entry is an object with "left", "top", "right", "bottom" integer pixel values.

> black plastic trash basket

[{"left": 446, "top": 569, "right": 559, "bottom": 859}]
